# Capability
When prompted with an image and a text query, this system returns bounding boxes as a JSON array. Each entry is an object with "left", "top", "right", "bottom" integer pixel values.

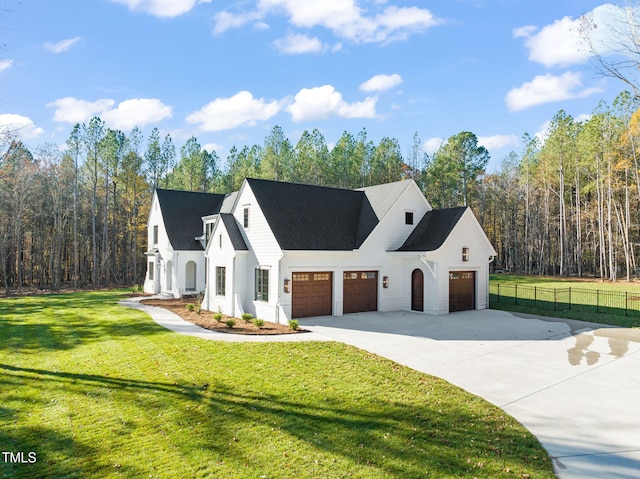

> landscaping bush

[
  {"left": 253, "top": 318, "right": 265, "bottom": 329},
  {"left": 195, "top": 302, "right": 201, "bottom": 314},
  {"left": 289, "top": 319, "right": 299, "bottom": 330},
  {"left": 225, "top": 318, "right": 236, "bottom": 328},
  {"left": 186, "top": 303, "right": 195, "bottom": 311},
  {"left": 241, "top": 313, "right": 254, "bottom": 323},
  {"left": 213, "top": 313, "right": 223, "bottom": 322}
]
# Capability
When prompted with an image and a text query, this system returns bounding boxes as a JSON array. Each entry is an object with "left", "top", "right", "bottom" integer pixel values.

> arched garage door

[{"left": 449, "top": 271, "right": 475, "bottom": 312}]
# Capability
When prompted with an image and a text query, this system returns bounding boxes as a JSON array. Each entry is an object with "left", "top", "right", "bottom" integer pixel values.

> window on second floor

[
  {"left": 243, "top": 206, "right": 250, "bottom": 228},
  {"left": 153, "top": 225, "right": 159, "bottom": 244},
  {"left": 405, "top": 212, "right": 414, "bottom": 225}
]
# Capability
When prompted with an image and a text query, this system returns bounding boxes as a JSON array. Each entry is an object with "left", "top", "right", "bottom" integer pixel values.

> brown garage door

[
  {"left": 449, "top": 271, "right": 475, "bottom": 312},
  {"left": 343, "top": 271, "right": 378, "bottom": 314},
  {"left": 291, "top": 272, "right": 332, "bottom": 318}
]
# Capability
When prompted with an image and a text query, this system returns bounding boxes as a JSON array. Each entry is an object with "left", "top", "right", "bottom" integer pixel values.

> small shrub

[
  {"left": 253, "top": 318, "right": 265, "bottom": 329},
  {"left": 132, "top": 284, "right": 140, "bottom": 294},
  {"left": 289, "top": 319, "right": 299, "bottom": 330},
  {"left": 241, "top": 313, "right": 254, "bottom": 323},
  {"left": 225, "top": 318, "right": 236, "bottom": 328},
  {"left": 186, "top": 303, "right": 195, "bottom": 312},
  {"left": 195, "top": 303, "right": 202, "bottom": 314},
  {"left": 213, "top": 313, "right": 223, "bottom": 322}
]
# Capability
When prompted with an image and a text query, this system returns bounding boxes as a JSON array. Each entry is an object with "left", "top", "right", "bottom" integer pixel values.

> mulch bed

[{"left": 140, "top": 297, "right": 308, "bottom": 335}]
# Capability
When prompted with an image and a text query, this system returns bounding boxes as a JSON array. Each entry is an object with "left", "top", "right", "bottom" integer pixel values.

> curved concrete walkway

[
  {"left": 119, "top": 297, "right": 329, "bottom": 342},
  {"left": 121, "top": 298, "right": 640, "bottom": 479}
]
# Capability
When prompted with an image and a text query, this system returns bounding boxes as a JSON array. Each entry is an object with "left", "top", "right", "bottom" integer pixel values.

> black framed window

[
  {"left": 255, "top": 268, "right": 269, "bottom": 301},
  {"left": 243, "top": 207, "right": 249, "bottom": 228},
  {"left": 405, "top": 212, "right": 414, "bottom": 225},
  {"left": 216, "top": 267, "right": 226, "bottom": 296}
]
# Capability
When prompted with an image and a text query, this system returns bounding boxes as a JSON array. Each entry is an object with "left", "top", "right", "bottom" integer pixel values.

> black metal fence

[{"left": 490, "top": 283, "right": 640, "bottom": 319}]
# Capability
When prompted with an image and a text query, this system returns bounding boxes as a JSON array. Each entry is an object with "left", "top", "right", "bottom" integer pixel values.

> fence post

[
  {"left": 554, "top": 288, "right": 557, "bottom": 312},
  {"left": 626, "top": 291, "right": 628, "bottom": 317},
  {"left": 497, "top": 283, "right": 500, "bottom": 303},
  {"left": 515, "top": 284, "right": 518, "bottom": 306},
  {"left": 597, "top": 289, "right": 600, "bottom": 314},
  {"left": 569, "top": 287, "right": 572, "bottom": 311},
  {"left": 534, "top": 286, "right": 537, "bottom": 309}
]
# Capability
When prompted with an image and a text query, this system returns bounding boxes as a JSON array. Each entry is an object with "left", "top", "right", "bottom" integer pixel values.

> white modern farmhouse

[{"left": 145, "top": 178, "right": 496, "bottom": 323}]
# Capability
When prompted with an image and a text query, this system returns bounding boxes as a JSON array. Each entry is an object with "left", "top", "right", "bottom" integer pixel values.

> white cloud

[
  {"left": 186, "top": 91, "right": 281, "bottom": 131},
  {"left": 109, "top": 0, "right": 209, "bottom": 17},
  {"left": 513, "top": 25, "right": 537, "bottom": 39},
  {"left": 273, "top": 33, "right": 324, "bottom": 54},
  {"left": 203, "top": 142, "right": 224, "bottom": 153},
  {"left": 216, "top": 1, "right": 440, "bottom": 44},
  {"left": 213, "top": 10, "right": 263, "bottom": 34},
  {"left": 423, "top": 137, "right": 443, "bottom": 154},
  {"left": 515, "top": 4, "right": 640, "bottom": 68},
  {"left": 0, "top": 114, "right": 44, "bottom": 140},
  {"left": 48, "top": 97, "right": 116, "bottom": 124},
  {"left": 0, "top": 59, "right": 13, "bottom": 73},
  {"left": 287, "top": 85, "right": 377, "bottom": 122},
  {"left": 48, "top": 97, "right": 171, "bottom": 129},
  {"left": 516, "top": 16, "right": 589, "bottom": 67},
  {"left": 101, "top": 98, "right": 172, "bottom": 130},
  {"left": 44, "top": 37, "right": 81, "bottom": 53},
  {"left": 477, "top": 134, "right": 519, "bottom": 151},
  {"left": 359, "top": 73, "right": 403, "bottom": 92},
  {"left": 505, "top": 72, "right": 601, "bottom": 111}
]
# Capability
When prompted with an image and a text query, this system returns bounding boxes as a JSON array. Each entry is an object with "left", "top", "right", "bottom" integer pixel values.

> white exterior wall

[
  {"left": 205, "top": 220, "right": 239, "bottom": 316},
  {"left": 428, "top": 210, "right": 494, "bottom": 314},
  {"left": 144, "top": 192, "right": 206, "bottom": 298},
  {"left": 144, "top": 194, "right": 167, "bottom": 295},
  {"left": 362, "top": 182, "right": 432, "bottom": 252},
  {"left": 233, "top": 183, "right": 283, "bottom": 323}
]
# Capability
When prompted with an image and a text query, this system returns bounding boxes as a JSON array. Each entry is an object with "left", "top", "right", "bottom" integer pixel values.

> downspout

[
  {"left": 231, "top": 254, "right": 236, "bottom": 318},
  {"left": 275, "top": 251, "right": 284, "bottom": 324}
]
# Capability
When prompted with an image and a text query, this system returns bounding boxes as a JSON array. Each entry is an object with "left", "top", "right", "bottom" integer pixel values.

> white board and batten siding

[
  {"left": 233, "top": 183, "right": 283, "bottom": 322},
  {"left": 205, "top": 218, "right": 243, "bottom": 316}
]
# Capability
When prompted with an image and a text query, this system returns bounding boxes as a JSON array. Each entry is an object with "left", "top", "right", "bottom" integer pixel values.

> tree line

[{"left": 1, "top": 91, "right": 639, "bottom": 293}]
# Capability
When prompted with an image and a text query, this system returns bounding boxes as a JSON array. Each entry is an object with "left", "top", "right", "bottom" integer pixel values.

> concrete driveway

[{"left": 299, "top": 309, "right": 640, "bottom": 479}]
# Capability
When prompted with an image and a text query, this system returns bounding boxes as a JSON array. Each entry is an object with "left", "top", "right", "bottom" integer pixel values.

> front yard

[{"left": 0, "top": 290, "right": 554, "bottom": 478}]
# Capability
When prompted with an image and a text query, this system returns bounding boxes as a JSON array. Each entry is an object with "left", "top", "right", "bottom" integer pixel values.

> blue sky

[{"left": 0, "top": 0, "right": 632, "bottom": 171}]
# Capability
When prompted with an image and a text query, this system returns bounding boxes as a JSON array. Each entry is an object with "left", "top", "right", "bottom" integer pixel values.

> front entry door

[{"left": 411, "top": 269, "right": 424, "bottom": 311}]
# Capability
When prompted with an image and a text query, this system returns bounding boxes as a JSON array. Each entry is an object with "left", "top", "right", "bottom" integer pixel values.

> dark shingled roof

[
  {"left": 247, "top": 178, "right": 378, "bottom": 250},
  {"left": 156, "top": 189, "right": 225, "bottom": 250},
  {"left": 396, "top": 206, "right": 467, "bottom": 252},
  {"left": 220, "top": 213, "right": 248, "bottom": 251}
]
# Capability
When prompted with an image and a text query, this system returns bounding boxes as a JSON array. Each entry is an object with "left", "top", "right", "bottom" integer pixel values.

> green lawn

[
  {"left": 0, "top": 290, "right": 555, "bottom": 479},
  {"left": 490, "top": 274, "right": 640, "bottom": 327}
]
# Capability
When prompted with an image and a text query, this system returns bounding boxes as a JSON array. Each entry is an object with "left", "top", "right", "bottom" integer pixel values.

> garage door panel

[
  {"left": 343, "top": 271, "right": 378, "bottom": 314},
  {"left": 449, "top": 271, "right": 475, "bottom": 312},
  {"left": 292, "top": 272, "right": 332, "bottom": 318}
]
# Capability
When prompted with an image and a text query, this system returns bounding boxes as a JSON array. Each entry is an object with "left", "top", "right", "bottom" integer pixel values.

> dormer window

[
  {"left": 405, "top": 212, "right": 414, "bottom": 225},
  {"left": 243, "top": 206, "right": 250, "bottom": 228}
]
